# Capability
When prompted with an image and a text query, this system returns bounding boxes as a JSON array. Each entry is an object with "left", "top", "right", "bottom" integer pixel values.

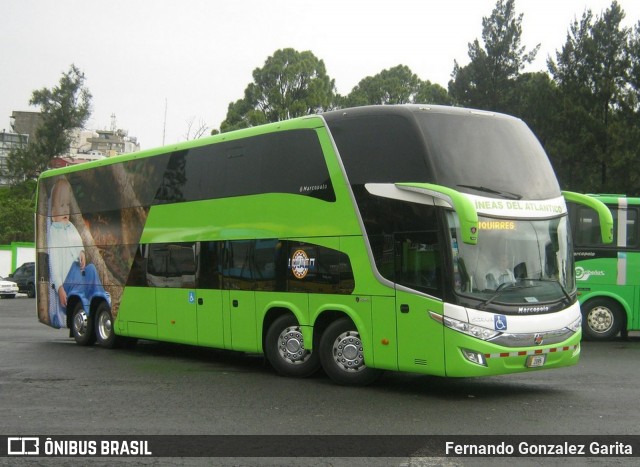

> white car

[{"left": 0, "top": 277, "right": 19, "bottom": 298}]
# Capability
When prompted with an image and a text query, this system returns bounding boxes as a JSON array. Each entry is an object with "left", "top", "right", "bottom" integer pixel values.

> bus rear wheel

[
  {"left": 71, "top": 301, "right": 96, "bottom": 346},
  {"left": 265, "top": 314, "right": 320, "bottom": 378},
  {"left": 95, "top": 301, "right": 117, "bottom": 348},
  {"left": 582, "top": 298, "right": 624, "bottom": 341},
  {"left": 319, "top": 318, "right": 381, "bottom": 386}
]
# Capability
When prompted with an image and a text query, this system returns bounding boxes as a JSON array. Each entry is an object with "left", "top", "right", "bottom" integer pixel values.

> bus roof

[
  {"left": 586, "top": 194, "right": 640, "bottom": 205},
  {"left": 37, "top": 113, "right": 327, "bottom": 180}
]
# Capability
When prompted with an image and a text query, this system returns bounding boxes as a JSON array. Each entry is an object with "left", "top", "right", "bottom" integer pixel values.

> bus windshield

[{"left": 448, "top": 212, "right": 575, "bottom": 309}]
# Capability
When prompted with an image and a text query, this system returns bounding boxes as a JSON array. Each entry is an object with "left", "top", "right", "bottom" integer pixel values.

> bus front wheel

[
  {"left": 319, "top": 318, "right": 381, "bottom": 386},
  {"left": 265, "top": 314, "right": 321, "bottom": 378},
  {"left": 71, "top": 302, "right": 96, "bottom": 346},
  {"left": 582, "top": 298, "right": 625, "bottom": 341}
]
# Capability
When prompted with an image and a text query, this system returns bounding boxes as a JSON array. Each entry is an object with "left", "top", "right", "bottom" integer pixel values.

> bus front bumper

[{"left": 443, "top": 327, "right": 582, "bottom": 377}]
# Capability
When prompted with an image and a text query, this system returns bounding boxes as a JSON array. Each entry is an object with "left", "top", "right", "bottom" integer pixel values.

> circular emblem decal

[
  {"left": 575, "top": 266, "right": 585, "bottom": 280},
  {"left": 291, "top": 249, "right": 310, "bottom": 279}
]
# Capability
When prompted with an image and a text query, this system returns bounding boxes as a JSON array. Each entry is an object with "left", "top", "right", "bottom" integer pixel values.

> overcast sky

[{"left": 2, "top": 0, "right": 639, "bottom": 150}]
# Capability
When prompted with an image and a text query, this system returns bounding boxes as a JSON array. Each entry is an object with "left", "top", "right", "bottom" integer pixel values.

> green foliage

[
  {"left": 0, "top": 181, "right": 36, "bottom": 243},
  {"left": 220, "top": 49, "right": 335, "bottom": 132},
  {"left": 5, "top": 64, "right": 92, "bottom": 181},
  {"left": 1, "top": 64, "right": 91, "bottom": 242},
  {"left": 345, "top": 65, "right": 420, "bottom": 106},
  {"left": 214, "top": 1, "right": 640, "bottom": 196},
  {"left": 343, "top": 65, "right": 451, "bottom": 107},
  {"left": 415, "top": 81, "right": 452, "bottom": 105},
  {"left": 449, "top": 0, "right": 539, "bottom": 111},
  {"left": 547, "top": 0, "right": 639, "bottom": 194}
]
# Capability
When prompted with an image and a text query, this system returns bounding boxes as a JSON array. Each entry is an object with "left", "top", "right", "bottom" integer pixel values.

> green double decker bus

[
  {"left": 35, "top": 105, "right": 612, "bottom": 385},
  {"left": 567, "top": 194, "right": 639, "bottom": 340}
]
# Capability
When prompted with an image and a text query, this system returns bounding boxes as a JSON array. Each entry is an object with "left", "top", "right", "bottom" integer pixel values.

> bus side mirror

[
  {"left": 396, "top": 183, "right": 479, "bottom": 245},
  {"left": 562, "top": 191, "right": 613, "bottom": 244}
]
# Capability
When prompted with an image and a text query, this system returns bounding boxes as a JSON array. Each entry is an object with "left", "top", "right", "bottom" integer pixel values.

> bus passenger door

[
  {"left": 196, "top": 290, "right": 224, "bottom": 348},
  {"left": 150, "top": 243, "right": 198, "bottom": 345},
  {"left": 222, "top": 240, "right": 258, "bottom": 352},
  {"left": 196, "top": 242, "right": 224, "bottom": 348},
  {"left": 225, "top": 290, "right": 257, "bottom": 352}
]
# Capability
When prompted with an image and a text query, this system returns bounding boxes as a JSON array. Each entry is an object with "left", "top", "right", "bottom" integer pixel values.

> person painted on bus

[{"left": 48, "top": 177, "right": 108, "bottom": 327}]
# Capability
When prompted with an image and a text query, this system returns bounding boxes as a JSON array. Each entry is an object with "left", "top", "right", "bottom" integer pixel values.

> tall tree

[
  {"left": 509, "top": 72, "right": 560, "bottom": 147},
  {"left": 220, "top": 49, "right": 335, "bottom": 132},
  {"left": 343, "top": 65, "right": 451, "bottom": 107},
  {"left": 548, "top": 1, "right": 633, "bottom": 192},
  {"left": 5, "top": 64, "right": 92, "bottom": 182},
  {"left": 344, "top": 65, "right": 421, "bottom": 106},
  {"left": 449, "top": 0, "right": 539, "bottom": 111}
]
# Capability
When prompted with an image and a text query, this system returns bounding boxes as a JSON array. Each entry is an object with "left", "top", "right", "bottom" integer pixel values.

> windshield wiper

[
  {"left": 533, "top": 278, "right": 573, "bottom": 303},
  {"left": 478, "top": 278, "right": 573, "bottom": 310},
  {"left": 477, "top": 282, "right": 535, "bottom": 310},
  {"left": 457, "top": 184, "right": 522, "bottom": 200}
]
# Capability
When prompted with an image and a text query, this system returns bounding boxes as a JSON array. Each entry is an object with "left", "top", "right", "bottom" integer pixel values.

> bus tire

[
  {"left": 265, "top": 314, "right": 320, "bottom": 378},
  {"left": 582, "top": 298, "right": 625, "bottom": 341},
  {"left": 319, "top": 318, "right": 381, "bottom": 386},
  {"left": 71, "top": 301, "right": 96, "bottom": 346},
  {"left": 95, "top": 301, "right": 117, "bottom": 349}
]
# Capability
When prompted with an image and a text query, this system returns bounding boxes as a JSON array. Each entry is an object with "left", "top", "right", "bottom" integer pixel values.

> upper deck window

[{"left": 326, "top": 107, "right": 560, "bottom": 200}]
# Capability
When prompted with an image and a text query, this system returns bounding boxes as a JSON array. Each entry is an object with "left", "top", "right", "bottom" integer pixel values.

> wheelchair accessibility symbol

[
  {"left": 188, "top": 291, "right": 195, "bottom": 304},
  {"left": 494, "top": 314, "right": 507, "bottom": 331}
]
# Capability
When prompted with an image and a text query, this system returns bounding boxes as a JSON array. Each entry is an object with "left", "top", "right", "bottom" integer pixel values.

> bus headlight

[
  {"left": 568, "top": 316, "right": 582, "bottom": 333},
  {"left": 442, "top": 316, "right": 500, "bottom": 341}
]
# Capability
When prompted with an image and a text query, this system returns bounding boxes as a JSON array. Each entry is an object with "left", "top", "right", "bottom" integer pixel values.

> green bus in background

[
  {"left": 567, "top": 194, "right": 639, "bottom": 340},
  {"left": 35, "top": 105, "right": 612, "bottom": 385}
]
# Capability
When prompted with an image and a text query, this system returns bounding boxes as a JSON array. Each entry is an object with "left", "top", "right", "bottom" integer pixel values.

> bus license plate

[{"left": 526, "top": 354, "right": 546, "bottom": 368}]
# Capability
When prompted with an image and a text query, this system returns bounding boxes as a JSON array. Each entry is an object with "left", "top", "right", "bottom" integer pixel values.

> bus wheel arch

[
  {"left": 264, "top": 311, "right": 320, "bottom": 378},
  {"left": 318, "top": 316, "right": 381, "bottom": 386},
  {"left": 69, "top": 299, "right": 96, "bottom": 346},
  {"left": 581, "top": 297, "right": 626, "bottom": 341}
]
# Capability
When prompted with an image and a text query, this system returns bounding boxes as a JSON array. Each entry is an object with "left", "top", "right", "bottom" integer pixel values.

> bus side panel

[
  {"left": 116, "top": 286, "right": 158, "bottom": 340},
  {"left": 156, "top": 288, "right": 197, "bottom": 345},
  {"left": 371, "top": 296, "right": 398, "bottom": 370},
  {"left": 576, "top": 257, "right": 636, "bottom": 329},
  {"left": 628, "top": 253, "right": 640, "bottom": 331},
  {"left": 395, "top": 290, "right": 446, "bottom": 376}
]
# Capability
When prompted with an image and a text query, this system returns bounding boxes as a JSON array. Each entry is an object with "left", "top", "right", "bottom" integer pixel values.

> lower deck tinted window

[{"left": 128, "top": 239, "right": 354, "bottom": 294}]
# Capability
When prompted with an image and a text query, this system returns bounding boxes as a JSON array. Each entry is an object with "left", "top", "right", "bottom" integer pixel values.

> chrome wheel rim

[
  {"left": 98, "top": 311, "right": 112, "bottom": 341},
  {"left": 332, "top": 330, "right": 366, "bottom": 372},
  {"left": 277, "top": 325, "right": 311, "bottom": 365},
  {"left": 74, "top": 309, "right": 89, "bottom": 337},
  {"left": 587, "top": 306, "right": 613, "bottom": 333}
]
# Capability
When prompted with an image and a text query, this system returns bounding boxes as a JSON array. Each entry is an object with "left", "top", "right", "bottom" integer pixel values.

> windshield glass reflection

[{"left": 448, "top": 213, "right": 575, "bottom": 307}]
